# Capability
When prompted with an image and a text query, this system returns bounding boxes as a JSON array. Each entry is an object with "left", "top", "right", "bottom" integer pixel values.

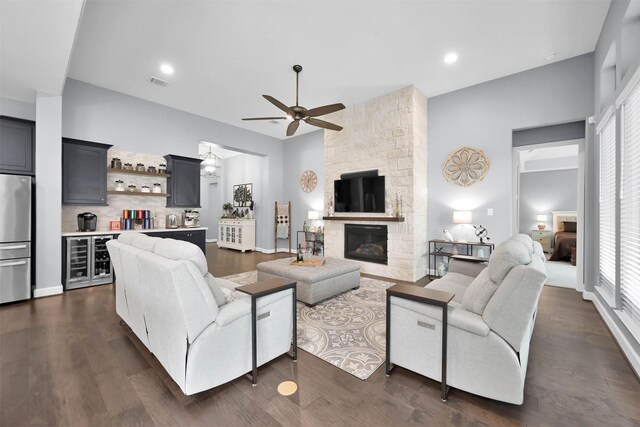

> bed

[{"left": 549, "top": 212, "right": 577, "bottom": 263}]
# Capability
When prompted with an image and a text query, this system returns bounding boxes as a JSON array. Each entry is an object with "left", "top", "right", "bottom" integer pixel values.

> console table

[
  {"left": 218, "top": 218, "right": 255, "bottom": 252},
  {"left": 236, "top": 277, "right": 297, "bottom": 385},
  {"left": 428, "top": 240, "right": 494, "bottom": 279},
  {"left": 386, "top": 284, "right": 455, "bottom": 402}
]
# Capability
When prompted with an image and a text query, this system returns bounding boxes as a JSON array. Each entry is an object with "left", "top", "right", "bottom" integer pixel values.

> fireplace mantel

[{"left": 322, "top": 216, "right": 405, "bottom": 222}]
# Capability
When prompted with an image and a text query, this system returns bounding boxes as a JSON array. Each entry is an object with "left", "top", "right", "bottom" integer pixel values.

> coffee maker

[
  {"left": 77, "top": 212, "right": 97, "bottom": 232},
  {"left": 182, "top": 210, "right": 200, "bottom": 228}
]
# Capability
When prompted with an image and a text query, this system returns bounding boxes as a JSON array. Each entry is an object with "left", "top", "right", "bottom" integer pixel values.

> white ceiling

[
  {"left": 0, "top": 0, "right": 85, "bottom": 102},
  {"left": 9, "top": 0, "right": 609, "bottom": 139}
]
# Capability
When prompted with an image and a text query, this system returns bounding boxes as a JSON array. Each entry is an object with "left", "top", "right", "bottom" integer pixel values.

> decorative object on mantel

[
  {"left": 393, "top": 193, "right": 403, "bottom": 217},
  {"left": 233, "top": 183, "right": 253, "bottom": 207},
  {"left": 443, "top": 146, "right": 490, "bottom": 187},
  {"left": 473, "top": 224, "right": 490, "bottom": 244},
  {"left": 242, "top": 65, "right": 346, "bottom": 137},
  {"left": 443, "top": 228, "right": 454, "bottom": 242},
  {"left": 200, "top": 147, "right": 221, "bottom": 178},
  {"left": 300, "top": 170, "right": 317, "bottom": 193}
]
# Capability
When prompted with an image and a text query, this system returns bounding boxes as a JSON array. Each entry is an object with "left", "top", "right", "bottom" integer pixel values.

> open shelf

[
  {"left": 107, "top": 190, "right": 170, "bottom": 197},
  {"left": 322, "top": 216, "right": 405, "bottom": 222},
  {"left": 107, "top": 167, "right": 171, "bottom": 178}
]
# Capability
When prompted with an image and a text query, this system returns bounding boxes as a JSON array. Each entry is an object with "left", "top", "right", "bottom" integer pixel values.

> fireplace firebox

[{"left": 344, "top": 224, "right": 388, "bottom": 265}]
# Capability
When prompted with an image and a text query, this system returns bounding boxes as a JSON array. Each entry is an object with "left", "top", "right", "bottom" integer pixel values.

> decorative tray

[{"left": 290, "top": 259, "right": 326, "bottom": 267}]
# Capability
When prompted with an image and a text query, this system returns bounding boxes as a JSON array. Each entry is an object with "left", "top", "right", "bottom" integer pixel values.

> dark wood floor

[{"left": 1, "top": 244, "right": 639, "bottom": 426}]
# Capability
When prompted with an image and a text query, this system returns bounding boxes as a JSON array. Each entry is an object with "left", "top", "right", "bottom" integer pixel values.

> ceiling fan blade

[
  {"left": 263, "top": 95, "right": 294, "bottom": 116},
  {"left": 305, "top": 117, "right": 343, "bottom": 132},
  {"left": 242, "top": 117, "right": 287, "bottom": 121},
  {"left": 287, "top": 120, "right": 300, "bottom": 136},
  {"left": 304, "top": 103, "right": 346, "bottom": 118}
]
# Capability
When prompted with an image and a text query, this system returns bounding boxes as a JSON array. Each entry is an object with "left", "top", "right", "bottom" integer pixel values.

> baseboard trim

[
  {"left": 34, "top": 285, "right": 63, "bottom": 298},
  {"left": 256, "top": 247, "right": 295, "bottom": 254},
  {"left": 582, "top": 291, "right": 595, "bottom": 301},
  {"left": 591, "top": 292, "right": 640, "bottom": 377},
  {"left": 205, "top": 239, "right": 217, "bottom": 243}
]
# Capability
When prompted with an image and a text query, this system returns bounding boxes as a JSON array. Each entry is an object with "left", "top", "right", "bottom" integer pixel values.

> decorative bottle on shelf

[{"left": 297, "top": 244, "right": 304, "bottom": 262}]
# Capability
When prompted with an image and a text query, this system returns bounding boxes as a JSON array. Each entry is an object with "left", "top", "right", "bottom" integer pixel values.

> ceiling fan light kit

[{"left": 242, "top": 65, "right": 345, "bottom": 136}]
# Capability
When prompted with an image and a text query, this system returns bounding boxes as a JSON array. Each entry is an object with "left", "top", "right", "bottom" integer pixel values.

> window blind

[
  {"left": 620, "top": 80, "right": 640, "bottom": 333},
  {"left": 599, "top": 113, "right": 617, "bottom": 301}
]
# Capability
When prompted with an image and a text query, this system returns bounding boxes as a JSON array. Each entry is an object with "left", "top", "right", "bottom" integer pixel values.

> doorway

[{"left": 512, "top": 128, "right": 586, "bottom": 290}]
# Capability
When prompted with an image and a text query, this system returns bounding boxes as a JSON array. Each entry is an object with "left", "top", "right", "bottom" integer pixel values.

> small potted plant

[{"left": 222, "top": 202, "right": 233, "bottom": 217}]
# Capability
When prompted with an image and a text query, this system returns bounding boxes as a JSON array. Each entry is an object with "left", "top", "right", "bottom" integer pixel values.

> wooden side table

[
  {"left": 386, "top": 284, "right": 455, "bottom": 402},
  {"left": 236, "top": 277, "right": 298, "bottom": 386}
]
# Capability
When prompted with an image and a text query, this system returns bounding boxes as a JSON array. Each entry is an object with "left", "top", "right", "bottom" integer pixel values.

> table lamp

[
  {"left": 536, "top": 214, "right": 548, "bottom": 230},
  {"left": 452, "top": 211, "right": 472, "bottom": 242}
]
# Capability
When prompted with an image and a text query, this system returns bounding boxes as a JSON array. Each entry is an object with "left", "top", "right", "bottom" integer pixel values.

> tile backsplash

[{"left": 61, "top": 149, "right": 187, "bottom": 232}]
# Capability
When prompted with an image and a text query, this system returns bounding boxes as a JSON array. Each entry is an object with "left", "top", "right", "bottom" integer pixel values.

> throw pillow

[
  {"left": 461, "top": 268, "right": 498, "bottom": 315},
  {"left": 563, "top": 221, "right": 577, "bottom": 232},
  {"left": 204, "top": 273, "right": 227, "bottom": 307},
  {"left": 220, "top": 287, "right": 238, "bottom": 304}
]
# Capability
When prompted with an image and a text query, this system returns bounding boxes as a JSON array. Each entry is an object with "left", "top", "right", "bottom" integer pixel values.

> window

[
  {"left": 598, "top": 113, "right": 617, "bottom": 301},
  {"left": 620, "top": 80, "right": 640, "bottom": 334}
]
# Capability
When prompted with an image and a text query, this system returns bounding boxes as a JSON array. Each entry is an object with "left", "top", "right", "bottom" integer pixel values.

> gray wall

[
  {"left": 199, "top": 176, "right": 220, "bottom": 241},
  {"left": 282, "top": 130, "right": 325, "bottom": 252},
  {"left": 427, "top": 53, "right": 594, "bottom": 245},
  {"left": 62, "top": 79, "right": 284, "bottom": 250},
  {"left": 0, "top": 97, "right": 35, "bottom": 120},
  {"left": 218, "top": 153, "right": 267, "bottom": 246},
  {"left": 518, "top": 169, "right": 578, "bottom": 234}
]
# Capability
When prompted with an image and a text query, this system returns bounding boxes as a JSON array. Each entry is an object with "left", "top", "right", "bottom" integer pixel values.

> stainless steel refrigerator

[{"left": 0, "top": 174, "right": 31, "bottom": 303}]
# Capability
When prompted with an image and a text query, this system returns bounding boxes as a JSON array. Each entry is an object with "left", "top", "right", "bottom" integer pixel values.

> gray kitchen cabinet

[
  {"left": 173, "top": 229, "right": 206, "bottom": 254},
  {"left": 62, "top": 138, "right": 112, "bottom": 205},
  {"left": 164, "top": 154, "right": 202, "bottom": 208},
  {"left": 0, "top": 116, "right": 35, "bottom": 176}
]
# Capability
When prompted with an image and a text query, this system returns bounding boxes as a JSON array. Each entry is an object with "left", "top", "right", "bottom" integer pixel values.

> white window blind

[
  {"left": 599, "top": 113, "right": 617, "bottom": 300},
  {"left": 620, "top": 80, "right": 640, "bottom": 333}
]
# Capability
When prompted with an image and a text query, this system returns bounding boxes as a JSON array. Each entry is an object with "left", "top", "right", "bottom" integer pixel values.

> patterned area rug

[{"left": 219, "top": 270, "right": 395, "bottom": 380}]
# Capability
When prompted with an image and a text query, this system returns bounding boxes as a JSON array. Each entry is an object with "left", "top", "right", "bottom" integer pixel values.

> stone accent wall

[
  {"left": 62, "top": 149, "right": 184, "bottom": 232},
  {"left": 323, "top": 86, "right": 428, "bottom": 282}
]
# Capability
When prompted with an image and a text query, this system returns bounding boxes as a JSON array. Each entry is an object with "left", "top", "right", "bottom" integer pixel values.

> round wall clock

[{"left": 300, "top": 170, "right": 318, "bottom": 193}]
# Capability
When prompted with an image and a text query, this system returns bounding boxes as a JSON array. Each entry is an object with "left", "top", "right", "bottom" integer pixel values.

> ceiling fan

[{"left": 243, "top": 65, "right": 345, "bottom": 137}]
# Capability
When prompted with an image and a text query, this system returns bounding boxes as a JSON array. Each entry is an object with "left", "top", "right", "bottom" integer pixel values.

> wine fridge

[{"left": 65, "top": 235, "right": 113, "bottom": 290}]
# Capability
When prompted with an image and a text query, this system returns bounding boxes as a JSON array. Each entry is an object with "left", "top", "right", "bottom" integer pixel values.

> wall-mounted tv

[{"left": 334, "top": 171, "right": 385, "bottom": 213}]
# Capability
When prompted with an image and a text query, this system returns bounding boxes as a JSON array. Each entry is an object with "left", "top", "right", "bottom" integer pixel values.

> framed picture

[{"left": 233, "top": 183, "right": 253, "bottom": 207}]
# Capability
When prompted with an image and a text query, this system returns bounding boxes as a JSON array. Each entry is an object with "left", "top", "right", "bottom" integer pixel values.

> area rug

[{"left": 219, "top": 270, "right": 395, "bottom": 380}]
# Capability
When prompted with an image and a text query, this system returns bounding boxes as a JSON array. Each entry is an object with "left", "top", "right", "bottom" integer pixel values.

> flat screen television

[{"left": 334, "top": 174, "right": 385, "bottom": 213}]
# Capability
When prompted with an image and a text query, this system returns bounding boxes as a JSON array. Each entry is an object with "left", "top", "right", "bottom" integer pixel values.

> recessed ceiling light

[
  {"left": 160, "top": 63, "right": 174, "bottom": 75},
  {"left": 444, "top": 52, "right": 458, "bottom": 64},
  {"left": 544, "top": 52, "right": 557, "bottom": 61}
]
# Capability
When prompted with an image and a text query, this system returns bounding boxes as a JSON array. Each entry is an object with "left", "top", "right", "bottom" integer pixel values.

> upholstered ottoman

[{"left": 256, "top": 257, "right": 361, "bottom": 305}]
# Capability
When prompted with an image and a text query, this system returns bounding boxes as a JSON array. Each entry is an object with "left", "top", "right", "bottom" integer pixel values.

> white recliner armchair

[
  {"left": 107, "top": 232, "right": 294, "bottom": 395},
  {"left": 389, "top": 234, "right": 547, "bottom": 404}
]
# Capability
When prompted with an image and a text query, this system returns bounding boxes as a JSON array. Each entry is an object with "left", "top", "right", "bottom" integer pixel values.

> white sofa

[
  {"left": 389, "top": 234, "right": 547, "bottom": 404},
  {"left": 107, "top": 232, "right": 294, "bottom": 395}
]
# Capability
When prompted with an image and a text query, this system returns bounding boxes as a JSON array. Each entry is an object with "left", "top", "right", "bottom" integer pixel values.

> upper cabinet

[
  {"left": 164, "top": 154, "right": 202, "bottom": 208},
  {"left": 0, "top": 116, "right": 35, "bottom": 176},
  {"left": 62, "top": 138, "right": 113, "bottom": 205}
]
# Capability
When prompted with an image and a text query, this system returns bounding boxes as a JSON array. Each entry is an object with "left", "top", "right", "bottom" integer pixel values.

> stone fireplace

[
  {"left": 323, "top": 86, "right": 428, "bottom": 282},
  {"left": 344, "top": 224, "right": 388, "bottom": 265}
]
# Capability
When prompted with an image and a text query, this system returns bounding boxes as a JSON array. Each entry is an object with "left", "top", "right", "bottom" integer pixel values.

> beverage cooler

[{"left": 65, "top": 236, "right": 113, "bottom": 290}]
